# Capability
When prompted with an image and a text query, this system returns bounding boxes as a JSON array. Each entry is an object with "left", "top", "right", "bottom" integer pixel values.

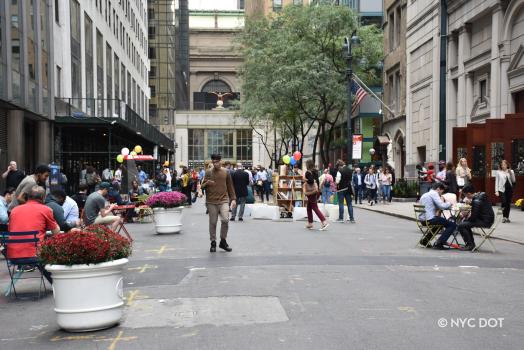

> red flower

[{"left": 38, "top": 226, "right": 132, "bottom": 266}]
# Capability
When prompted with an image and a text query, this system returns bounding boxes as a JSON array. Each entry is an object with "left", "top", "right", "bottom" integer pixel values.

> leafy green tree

[{"left": 238, "top": 4, "right": 383, "bottom": 166}]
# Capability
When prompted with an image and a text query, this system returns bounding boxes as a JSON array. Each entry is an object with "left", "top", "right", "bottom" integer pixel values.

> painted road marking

[
  {"left": 128, "top": 264, "right": 158, "bottom": 273},
  {"left": 126, "top": 289, "right": 149, "bottom": 306},
  {"left": 145, "top": 245, "right": 176, "bottom": 255}
]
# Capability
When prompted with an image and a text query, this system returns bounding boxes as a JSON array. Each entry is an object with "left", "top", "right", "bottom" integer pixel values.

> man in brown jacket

[{"left": 201, "top": 154, "right": 236, "bottom": 252}]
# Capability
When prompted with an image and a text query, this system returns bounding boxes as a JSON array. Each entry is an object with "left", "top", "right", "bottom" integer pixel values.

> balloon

[
  {"left": 283, "top": 155, "right": 291, "bottom": 164},
  {"left": 116, "top": 155, "right": 124, "bottom": 163},
  {"left": 134, "top": 145, "right": 142, "bottom": 154},
  {"left": 290, "top": 157, "right": 297, "bottom": 166},
  {"left": 130, "top": 151, "right": 137, "bottom": 156},
  {"left": 121, "top": 147, "right": 130, "bottom": 156},
  {"left": 293, "top": 151, "right": 302, "bottom": 161}
]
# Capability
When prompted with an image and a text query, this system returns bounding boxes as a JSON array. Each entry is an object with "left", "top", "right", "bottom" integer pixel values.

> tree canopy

[{"left": 238, "top": 4, "right": 383, "bottom": 166}]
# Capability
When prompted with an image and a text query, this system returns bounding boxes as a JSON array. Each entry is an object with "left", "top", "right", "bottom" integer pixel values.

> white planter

[
  {"left": 152, "top": 207, "right": 184, "bottom": 234},
  {"left": 45, "top": 258, "right": 128, "bottom": 332}
]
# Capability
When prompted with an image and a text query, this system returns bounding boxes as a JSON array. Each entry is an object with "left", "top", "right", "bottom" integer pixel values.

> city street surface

[{"left": 1, "top": 201, "right": 523, "bottom": 350}]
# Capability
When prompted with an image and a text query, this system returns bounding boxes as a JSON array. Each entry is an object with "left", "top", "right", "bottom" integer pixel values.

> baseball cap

[{"left": 99, "top": 182, "right": 112, "bottom": 190}]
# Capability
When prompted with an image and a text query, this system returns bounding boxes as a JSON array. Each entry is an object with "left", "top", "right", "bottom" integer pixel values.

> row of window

[{"left": 188, "top": 129, "right": 253, "bottom": 162}]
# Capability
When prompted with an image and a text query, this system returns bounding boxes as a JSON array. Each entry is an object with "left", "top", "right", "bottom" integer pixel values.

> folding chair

[
  {"left": 413, "top": 204, "right": 443, "bottom": 247},
  {"left": 472, "top": 208, "right": 503, "bottom": 253},
  {"left": 0, "top": 231, "right": 48, "bottom": 299}
]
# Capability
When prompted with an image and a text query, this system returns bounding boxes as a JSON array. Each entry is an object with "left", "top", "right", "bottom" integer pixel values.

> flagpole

[{"left": 353, "top": 73, "right": 395, "bottom": 116}]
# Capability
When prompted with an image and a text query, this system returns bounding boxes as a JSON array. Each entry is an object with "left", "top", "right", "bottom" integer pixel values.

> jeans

[
  {"left": 457, "top": 220, "right": 489, "bottom": 245},
  {"left": 337, "top": 190, "right": 354, "bottom": 221},
  {"left": 207, "top": 202, "right": 230, "bottom": 241},
  {"left": 428, "top": 216, "right": 457, "bottom": 245},
  {"left": 263, "top": 180, "right": 271, "bottom": 201},
  {"left": 231, "top": 197, "right": 246, "bottom": 219},
  {"left": 382, "top": 185, "right": 391, "bottom": 202},
  {"left": 321, "top": 188, "right": 332, "bottom": 204},
  {"left": 354, "top": 185, "right": 363, "bottom": 203},
  {"left": 306, "top": 194, "right": 326, "bottom": 223}
]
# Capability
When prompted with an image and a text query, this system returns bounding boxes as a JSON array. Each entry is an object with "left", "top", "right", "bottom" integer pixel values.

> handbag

[
  {"left": 457, "top": 176, "right": 465, "bottom": 187},
  {"left": 256, "top": 180, "right": 263, "bottom": 187}
]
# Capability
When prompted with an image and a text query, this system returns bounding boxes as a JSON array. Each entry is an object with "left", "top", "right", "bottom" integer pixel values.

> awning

[{"left": 376, "top": 136, "right": 390, "bottom": 145}]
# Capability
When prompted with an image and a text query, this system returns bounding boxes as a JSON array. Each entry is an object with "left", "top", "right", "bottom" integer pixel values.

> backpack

[{"left": 85, "top": 173, "right": 96, "bottom": 186}]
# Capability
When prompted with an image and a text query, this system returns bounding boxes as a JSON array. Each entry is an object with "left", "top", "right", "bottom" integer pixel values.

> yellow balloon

[
  {"left": 134, "top": 145, "right": 142, "bottom": 154},
  {"left": 116, "top": 154, "right": 124, "bottom": 163}
]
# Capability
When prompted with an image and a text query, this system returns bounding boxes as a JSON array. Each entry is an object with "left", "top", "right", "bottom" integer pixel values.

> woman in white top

[
  {"left": 455, "top": 158, "right": 472, "bottom": 192},
  {"left": 495, "top": 159, "right": 516, "bottom": 222},
  {"left": 380, "top": 167, "right": 393, "bottom": 204}
]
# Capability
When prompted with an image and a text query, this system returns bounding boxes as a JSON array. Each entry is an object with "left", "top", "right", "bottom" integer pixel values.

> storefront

[{"left": 453, "top": 113, "right": 524, "bottom": 204}]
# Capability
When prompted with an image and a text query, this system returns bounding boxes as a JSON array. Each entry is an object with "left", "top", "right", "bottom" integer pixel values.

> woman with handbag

[
  {"left": 495, "top": 160, "right": 516, "bottom": 223},
  {"left": 455, "top": 158, "right": 472, "bottom": 194}
]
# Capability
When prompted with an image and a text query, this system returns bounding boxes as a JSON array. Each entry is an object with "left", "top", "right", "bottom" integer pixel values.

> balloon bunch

[
  {"left": 282, "top": 151, "right": 302, "bottom": 166},
  {"left": 116, "top": 145, "right": 143, "bottom": 163}
]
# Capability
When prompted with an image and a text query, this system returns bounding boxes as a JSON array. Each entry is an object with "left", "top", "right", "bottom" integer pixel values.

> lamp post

[{"left": 343, "top": 31, "right": 359, "bottom": 166}]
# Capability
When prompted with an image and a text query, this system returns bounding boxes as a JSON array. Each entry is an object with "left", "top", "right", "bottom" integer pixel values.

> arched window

[{"left": 201, "top": 79, "right": 231, "bottom": 93}]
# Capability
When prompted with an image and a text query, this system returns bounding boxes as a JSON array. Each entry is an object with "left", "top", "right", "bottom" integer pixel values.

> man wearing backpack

[{"left": 320, "top": 169, "right": 334, "bottom": 204}]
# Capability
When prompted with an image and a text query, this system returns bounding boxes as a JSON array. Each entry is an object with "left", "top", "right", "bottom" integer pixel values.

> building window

[
  {"left": 201, "top": 79, "right": 231, "bottom": 93},
  {"left": 188, "top": 129, "right": 205, "bottom": 163},
  {"left": 56, "top": 65, "right": 62, "bottom": 97},
  {"left": 208, "top": 130, "right": 234, "bottom": 159},
  {"left": 149, "top": 104, "right": 157, "bottom": 118},
  {"left": 96, "top": 30, "right": 104, "bottom": 116},
  {"left": 238, "top": 0, "right": 245, "bottom": 9},
  {"left": 480, "top": 79, "right": 487, "bottom": 104},
  {"left": 236, "top": 129, "right": 253, "bottom": 162},
  {"left": 150, "top": 66, "right": 156, "bottom": 77},
  {"left": 273, "top": 0, "right": 282, "bottom": 11},
  {"left": 149, "top": 47, "right": 156, "bottom": 59},
  {"left": 106, "top": 43, "right": 113, "bottom": 116},
  {"left": 85, "top": 14, "right": 94, "bottom": 115},
  {"left": 148, "top": 26, "right": 155, "bottom": 39},
  {"left": 395, "top": 7, "right": 401, "bottom": 49},
  {"left": 147, "top": 8, "right": 154, "bottom": 20},
  {"left": 150, "top": 85, "right": 156, "bottom": 97},
  {"left": 512, "top": 139, "right": 524, "bottom": 176},
  {"left": 55, "top": 0, "right": 60, "bottom": 23},
  {"left": 388, "top": 11, "right": 394, "bottom": 52},
  {"left": 70, "top": 0, "right": 81, "bottom": 107}
]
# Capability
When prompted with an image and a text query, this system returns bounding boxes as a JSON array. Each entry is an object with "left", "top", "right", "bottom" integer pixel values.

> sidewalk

[{"left": 353, "top": 200, "right": 524, "bottom": 245}]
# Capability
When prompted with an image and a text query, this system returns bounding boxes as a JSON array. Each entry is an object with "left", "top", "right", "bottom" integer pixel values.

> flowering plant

[
  {"left": 515, "top": 199, "right": 523, "bottom": 207},
  {"left": 145, "top": 191, "right": 187, "bottom": 208},
  {"left": 38, "top": 225, "right": 132, "bottom": 266}
]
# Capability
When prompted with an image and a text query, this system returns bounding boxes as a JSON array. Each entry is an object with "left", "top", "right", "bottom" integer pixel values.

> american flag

[{"left": 351, "top": 81, "right": 368, "bottom": 113}]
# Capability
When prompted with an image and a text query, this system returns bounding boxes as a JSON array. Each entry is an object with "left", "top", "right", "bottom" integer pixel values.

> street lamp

[{"left": 343, "top": 31, "right": 360, "bottom": 166}]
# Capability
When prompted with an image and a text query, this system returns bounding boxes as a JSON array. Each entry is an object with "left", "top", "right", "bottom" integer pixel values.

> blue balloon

[{"left": 290, "top": 157, "right": 297, "bottom": 166}]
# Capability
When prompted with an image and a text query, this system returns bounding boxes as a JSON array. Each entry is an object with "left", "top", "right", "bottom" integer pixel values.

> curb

[{"left": 354, "top": 205, "right": 524, "bottom": 246}]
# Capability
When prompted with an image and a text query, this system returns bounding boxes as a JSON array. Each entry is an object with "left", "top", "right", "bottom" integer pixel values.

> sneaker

[
  {"left": 305, "top": 223, "right": 314, "bottom": 229},
  {"left": 18, "top": 265, "right": 36, "bottom": 272},
  {"left": 461, "top": 243, "right": 475, "bottom": 251},
  {"left": 336, "top": 219, "right": 344, "bottom": 223},
  {"left": 219, "top": 239, "right": 232, "bottom": 252},
  {"left": 433, "top": 243, "right": 450, "bottom": 250},
  {"left": 350, "top": 220, "right": 356, "bottom": 223},
  {"left": 230, "top": 217, "right": 235, "bottom": 221},
  {"left": 239, "top": 218, "right": 243, "bottom": 222},
  {"left": 210, "top": 241, "right": 216, "bottom": 253},
  {"left": 506, "top": 218, "right": 511, "bottom": 223},
  {"left": 320, "top": 222, "right": 329, "bottom": 231}
]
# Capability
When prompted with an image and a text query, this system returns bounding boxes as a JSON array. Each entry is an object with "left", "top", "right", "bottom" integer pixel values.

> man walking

[
  {"left": 201, "top": 154, "right": 236, "bottom": 252},
  {"left": 231, "top": 163, "right": 249, "bottom": 222},
  {"left": 335, "top": 160, "right": 355, "bottom": 223}
]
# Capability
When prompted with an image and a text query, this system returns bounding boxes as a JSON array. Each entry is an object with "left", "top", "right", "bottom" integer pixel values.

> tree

[{"left": 238, "top": 4, "right": 383, "bottom": 166}]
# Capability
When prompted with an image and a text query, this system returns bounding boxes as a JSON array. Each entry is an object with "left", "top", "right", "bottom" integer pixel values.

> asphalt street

[{"left": 1, "top": 201, "right": 523, "bottom": 350}]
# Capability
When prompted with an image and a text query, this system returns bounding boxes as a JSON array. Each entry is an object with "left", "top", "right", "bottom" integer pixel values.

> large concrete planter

[
  {"left": 152, "top": 207, "right": 184, "bottom": 234},
  {"left": 45, "top": 258, "right": 128, "bottom": 332}
]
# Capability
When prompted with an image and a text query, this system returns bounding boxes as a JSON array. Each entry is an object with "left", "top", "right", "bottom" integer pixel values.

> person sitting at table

[
  {"left": 45, "top": 189, "right": 79, "bottom": 232},
  {"left": 84, "top": 182, "right": 122, "bottom": 231},
  {"left": 62, "top": 194, "right": 80, "bottom": 228},
  {"left": 457, "top": 185, "right": 494, "bottom": 251},
  {"left": 129, "top": 180, "right": 144, "bottom": 201},
  {"left": 419, "top": 182, "right": 456, "bottom": 249},
  {"left": 8, "top": 186, "right": 60, "bottom": 283}
]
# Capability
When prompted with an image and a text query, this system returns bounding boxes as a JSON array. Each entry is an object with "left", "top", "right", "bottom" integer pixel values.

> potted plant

[
  {"left": 39, "top": 225, "right": 132, "bottom": 332},
  {"left": 145, "top": 191, "right": 187, "bottom": 234}
]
